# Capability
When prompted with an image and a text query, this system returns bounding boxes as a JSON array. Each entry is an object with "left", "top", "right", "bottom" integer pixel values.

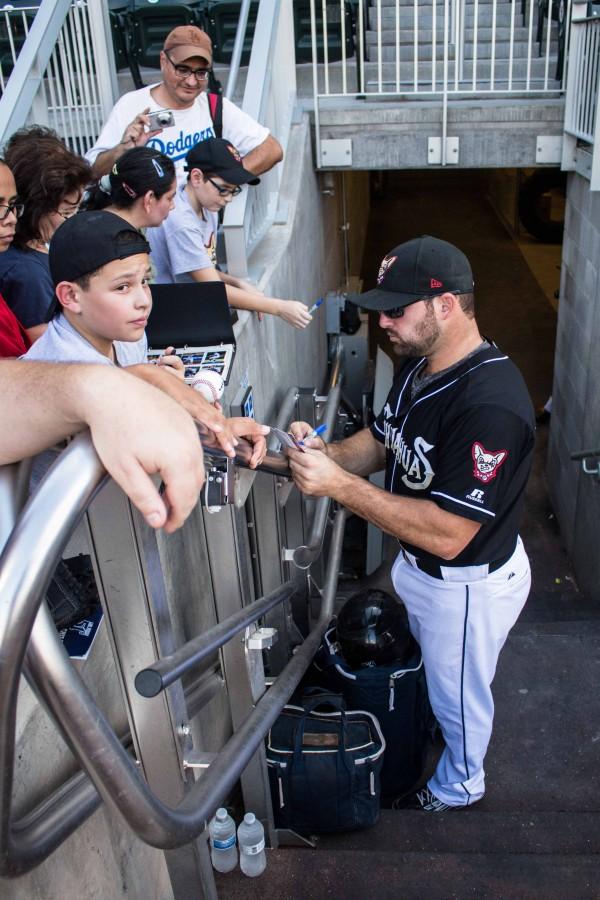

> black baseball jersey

[{"left": 371, "top": 343, "right": 535, "bottom": 568}]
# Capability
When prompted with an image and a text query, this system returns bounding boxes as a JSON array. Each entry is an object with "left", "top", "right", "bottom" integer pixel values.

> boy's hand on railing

[
  {"left": 288, "top": 421, "right": 327, "bottom": 452},
  {"left": 84, "top": 373, "right": 205, "bottom": 533},
  {"left": 227, "top": 418, "right": 271, "bottom": 468},
  {"left": 276, "top": 300, "right": 312, "bottom": 329}
]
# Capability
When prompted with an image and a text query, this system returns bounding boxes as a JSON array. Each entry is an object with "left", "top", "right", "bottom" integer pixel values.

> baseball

[{"left": 190, "top": 368, "right": 225, "bottom": 404}]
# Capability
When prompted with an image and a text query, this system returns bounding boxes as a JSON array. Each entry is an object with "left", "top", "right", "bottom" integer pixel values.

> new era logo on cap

[{"left": 346, "top": 235, "right": 475, "bottom": 313}]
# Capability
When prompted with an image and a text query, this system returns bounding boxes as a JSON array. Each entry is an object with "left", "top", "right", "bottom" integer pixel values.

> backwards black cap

[
  {"left": 49, "top": 210, "right": 150, "bottom": 285},
  {"left": 348, "top": 235, "right": 474, "bottom": 311},
  {"left": 184, "top": 138, "right": 260, "bottom": 186}
]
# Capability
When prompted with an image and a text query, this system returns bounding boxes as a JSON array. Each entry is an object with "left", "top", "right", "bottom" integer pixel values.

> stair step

[
  {"left": 368, "top": 9, "right": 544, "bottom": 27},
  {"left": 216, "top": 846, "right": 600, "bottom": 899},
  {"left": 314, "top": 810, "right": 600, "bottom": 855},
  {"left": 365, "top": 40, "right": 558, "bottom": 62},
  {"left": 362, "top": 58, "right": 561, "bottom": 87},
  {"left": 364, "top": 25, "right": 557, "bottom": 42}
]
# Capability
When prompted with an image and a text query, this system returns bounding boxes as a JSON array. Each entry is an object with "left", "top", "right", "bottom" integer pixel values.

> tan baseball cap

[{"left": 163, "top": 26, "right": 212, "bottom": 65}]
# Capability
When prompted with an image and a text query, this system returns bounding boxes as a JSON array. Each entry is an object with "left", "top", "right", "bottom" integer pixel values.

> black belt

[{"left": 400, "top": 546, "right": 515, "bottom": 581}]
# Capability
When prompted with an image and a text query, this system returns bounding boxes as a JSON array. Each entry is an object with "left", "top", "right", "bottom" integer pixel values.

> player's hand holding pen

[{"left": 288, "top": 421, "right": 328, "bottom": 452}]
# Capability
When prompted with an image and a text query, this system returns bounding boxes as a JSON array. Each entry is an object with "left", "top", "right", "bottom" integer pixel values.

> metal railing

[
  {"left": 0, "top": 0, "right": 115, "bottom": 153},
  {"left": 563, "top": 7, "right": 600, "bottom": 188},
  {"left": 0, "top": 375, "right": 344, "bottom": 881},
  {"left": 309, "top": 0, "right": 569, "bottom": 166},
  {"left": 222, "top": 0, "right": 297, "bottom": 277}
]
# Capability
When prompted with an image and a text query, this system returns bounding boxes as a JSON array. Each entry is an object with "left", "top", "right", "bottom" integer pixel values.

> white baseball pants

[{"left": 391, "top": 536, "right": 531, "bottom": 807}]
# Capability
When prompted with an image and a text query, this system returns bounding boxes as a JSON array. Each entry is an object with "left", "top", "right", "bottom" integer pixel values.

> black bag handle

[{"left": 300, "top": 688, "right": 346, "bottom": 714}]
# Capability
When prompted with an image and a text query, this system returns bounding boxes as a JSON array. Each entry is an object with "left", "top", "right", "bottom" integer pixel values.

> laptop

[{"left": 146, "top": 282, "right": 237, "bottom": 385}]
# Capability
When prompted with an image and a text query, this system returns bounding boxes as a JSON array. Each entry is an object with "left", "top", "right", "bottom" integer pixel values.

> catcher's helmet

[{"left": 336, "top": 589, "right": 415, "bottom": 669}]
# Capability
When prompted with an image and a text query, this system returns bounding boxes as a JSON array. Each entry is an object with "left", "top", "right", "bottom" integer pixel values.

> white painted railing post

[
  {"left": 591, "top": 79, "right": 600, "bottom": 190},
  {"left": 86, "top": 0, "right": 119, "bottom": 119},
  {"left": 223, "top": 0, "right": 296, "bottom": 278}
]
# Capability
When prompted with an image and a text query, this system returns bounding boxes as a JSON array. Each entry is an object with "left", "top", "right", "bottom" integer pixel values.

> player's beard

[{"left": 388, "top": 300, "right": 441, "bottom": 357}]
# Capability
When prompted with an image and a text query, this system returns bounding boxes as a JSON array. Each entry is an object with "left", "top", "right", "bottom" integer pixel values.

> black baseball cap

[
  {"left": 49, "top": 210, "right": 151, "bottom": 285},
  {"left": 184, "top": 138, "right": 260, "bottom": 185},
  {"left": 348, "top": 235, "right": 474, "bottom": 311}
]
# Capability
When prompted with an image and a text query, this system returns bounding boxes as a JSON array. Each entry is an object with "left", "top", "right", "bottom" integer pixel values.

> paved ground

[{"left": 216, "top": 172, "right": 600, "bottom": 899}]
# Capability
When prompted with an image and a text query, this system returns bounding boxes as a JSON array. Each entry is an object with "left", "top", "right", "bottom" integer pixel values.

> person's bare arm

[
  {"left": 287, "top": 445, "right": 481, "bottom": 559},
  {"left": 126, "top": 362, "right": 238, "bottom": 457},
  {"left": 242, "top": 135, "right": 283, "bottom": 176},
  {"left": 189, "top": 266, "right": 311, "bottom": 329},
  {"left": 0, "top": 361, "right": 204, "bottom": 532}
]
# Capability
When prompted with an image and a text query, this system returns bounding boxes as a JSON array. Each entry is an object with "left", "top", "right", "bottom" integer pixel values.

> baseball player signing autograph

[{"left": 288, "top": 235, "right": 535, "bottom": 812}]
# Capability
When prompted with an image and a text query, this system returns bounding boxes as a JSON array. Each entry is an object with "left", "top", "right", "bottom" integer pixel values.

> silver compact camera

[{"left": 148, "top": 108, "right": 175, "bottom": 130}]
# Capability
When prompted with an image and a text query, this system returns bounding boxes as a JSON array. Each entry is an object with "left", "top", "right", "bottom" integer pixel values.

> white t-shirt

[
  {"left": 147, "top": 185, "right": 218, "bottom": 283},
  {"left": 22, "top": 314, "right": 147, "bottom": 366},
  {"left": 86, "top": 85, "right": 270, "bottom": 185}
]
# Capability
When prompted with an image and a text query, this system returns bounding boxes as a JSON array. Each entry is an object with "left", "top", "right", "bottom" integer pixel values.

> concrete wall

[
  {"left": 3, "top": 114, "right": 348, "bottom": 900},
  {"left": 547, "top": 171, "right": 600, "bottom": 601},
  {"left": 316, "top": 99, "right": 565, "bottom": 171}
]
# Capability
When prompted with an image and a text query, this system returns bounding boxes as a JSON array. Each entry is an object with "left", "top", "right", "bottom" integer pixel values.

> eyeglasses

[
  {"left": 164, "top": 51, "right": 210, "bottom": 81},
  {"left": 384, "top": 295, "right": 444, "bottom": 318},
  {"left": 206, "top": 177, "right": 242, "bottom": 198},
  {"left": 0, "top": 201, "right": 24, "bottom": 221},
  {"left": 56, "top": 204, "right": 80, "bottom": 221}
]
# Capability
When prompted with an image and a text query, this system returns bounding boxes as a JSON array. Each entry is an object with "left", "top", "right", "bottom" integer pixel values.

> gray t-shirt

[
  {"left": 21, "top": 314, "right": 147, "bottom": 366},
  {"left": 147, "top": 185, "right": 218, "bottom": 284}
]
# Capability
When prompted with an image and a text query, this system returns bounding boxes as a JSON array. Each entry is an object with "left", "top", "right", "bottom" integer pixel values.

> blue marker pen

[
  {"left": 299, "top": 424, "right": 327, "bottom": 446},
  {"left": 308, "top": 298, "right": 324, "bottom": 315}
]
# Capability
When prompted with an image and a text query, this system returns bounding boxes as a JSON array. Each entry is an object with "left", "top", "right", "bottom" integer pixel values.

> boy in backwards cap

[
  {"left": 22, "top": 210, "right": 269, "bottom": 465},
  {"left": 147, "top": 138, "right": 312, "bottom": 329}
]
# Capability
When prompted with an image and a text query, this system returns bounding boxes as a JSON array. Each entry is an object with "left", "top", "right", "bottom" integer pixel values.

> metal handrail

[
  {"left": 0, "top": 393, "right": 345, "bottom": 876},
  {"left": 292, "top": 337, "right": 345, "bottom": 569},
  {"left": 134, "top": 580, "right": 296, "bottom": 698}
]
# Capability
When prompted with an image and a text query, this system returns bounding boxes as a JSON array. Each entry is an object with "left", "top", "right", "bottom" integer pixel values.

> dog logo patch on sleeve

[{"left": 472, "top": 442, "right": 508, "bottom": 483}]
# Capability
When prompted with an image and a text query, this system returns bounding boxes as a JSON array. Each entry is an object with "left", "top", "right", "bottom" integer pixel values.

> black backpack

[{"left": 303, "top": 623, "right": 435, "bottom": 799}]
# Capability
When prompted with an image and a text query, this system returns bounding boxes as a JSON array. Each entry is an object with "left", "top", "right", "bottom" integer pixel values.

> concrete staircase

[{"left": 363, "top": 0, "right": 560, "bottom": 89}]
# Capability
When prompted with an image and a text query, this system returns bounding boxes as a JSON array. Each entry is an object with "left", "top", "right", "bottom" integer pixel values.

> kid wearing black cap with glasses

[{"left": 147, "top": 138, "right": 312, "bottom": 330}]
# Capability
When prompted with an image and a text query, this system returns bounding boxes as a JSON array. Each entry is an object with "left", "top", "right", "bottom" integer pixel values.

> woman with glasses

[
  {"left": 86, "top": 25, "right": 282, "bottom": 187},
  {"left": 83, "top": 146, "right": 177, "bottom": 232},
  {"left": 147, "top": 138, "right": 312, "bottom": 330},
  {"left": 0, "top": 126, "right": 91, "bottom": 342},
  {"left": 0, "top": 159, "right": 31, "bottom": 358}
]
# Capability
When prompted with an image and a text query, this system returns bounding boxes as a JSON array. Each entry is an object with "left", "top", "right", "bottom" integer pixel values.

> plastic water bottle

[
  {"left": 209, "top": 808, "right": 238, "bottom": 873},
  {"left": 237, "top": 812, "right": 266, "bottom": 877}
]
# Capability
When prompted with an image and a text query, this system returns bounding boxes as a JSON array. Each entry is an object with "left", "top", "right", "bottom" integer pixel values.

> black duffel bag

[
  {"left": 304, "top": 625, "right": 434, "bottom": 799},
  {"left": 266, "top": 690, "right": 385, "bottom": 834}
]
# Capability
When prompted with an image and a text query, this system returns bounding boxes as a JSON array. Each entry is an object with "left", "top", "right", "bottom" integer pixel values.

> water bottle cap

[
  {"left": 216, "top": 808, "right": 228, "bottom": 821},
  {"left": 244, "top": 812, "right": 256, "bottom": 825}
]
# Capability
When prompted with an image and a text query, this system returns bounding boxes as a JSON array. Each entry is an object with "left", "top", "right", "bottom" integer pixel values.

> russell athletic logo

[
  {"left": 472, "top": 442, "right": 508, "bottom": 483},
  {"left": 466, "top": 488, "right": 485, "bottom": 504}
]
